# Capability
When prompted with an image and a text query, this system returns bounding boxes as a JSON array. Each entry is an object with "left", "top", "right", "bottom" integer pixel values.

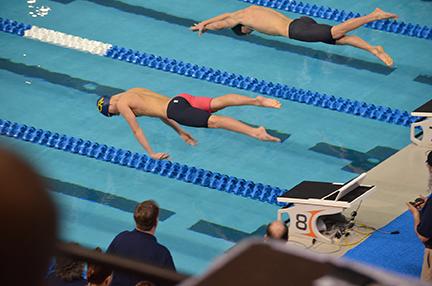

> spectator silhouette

[
  {"left": 0, "top": 147, "right": 57, "bottom": 286},
  {"left": 46, "top": 242, "right": 86, "bottom": 286},
  {"left": 86, "top": 247, "right": 112, "bottom": 286},
  {"left": 108, "top": 200, "right": 175, "bottom": 286},
  {"left": 407, "top": 151, "right": 432, "bottom": 282}
]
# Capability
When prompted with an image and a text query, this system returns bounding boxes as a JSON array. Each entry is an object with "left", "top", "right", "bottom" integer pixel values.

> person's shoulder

[
  {"left": 126, "top": 87, "right": 154, "bottom": 98},
  {"left": 156, "top": 241, "right": 173, "bottom": 256},
  {"left": 112, "top": 230, "right": 133, "bottom": 241},
  {"left": 108, "top": 230, "right": 134, "bottom": 250},
  {"left": 115, "top": 229, "right": 131, "bottom": 236},
  {"left": 246, "top": 5, "right": 260, "bottom": 10},
  {"left": 155, "top": 242, "right": 175, "bottom": 270}
]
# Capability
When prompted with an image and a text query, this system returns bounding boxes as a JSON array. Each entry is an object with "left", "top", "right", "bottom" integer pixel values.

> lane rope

[{"left": 0, "top": 118, "right": 286, "bottom": 205}]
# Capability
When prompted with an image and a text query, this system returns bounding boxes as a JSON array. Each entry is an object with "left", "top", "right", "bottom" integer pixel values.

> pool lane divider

[
  {"left": 0, "top": 18, "right": 421, "bottom": 127},
  {"left": 0, "top": 119, "right": 286, "bottom": 206},
  {"left": 238, "top": 0, "right": 432, "bottom": 41}
]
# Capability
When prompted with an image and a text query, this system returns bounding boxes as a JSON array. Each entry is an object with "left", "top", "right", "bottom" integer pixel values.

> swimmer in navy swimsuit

[
  {"left": 96, "top": 88, "right": 281, "bottom": 160},
  {"left": 191, "top": 6, "right": 397, "bottom": 66}
]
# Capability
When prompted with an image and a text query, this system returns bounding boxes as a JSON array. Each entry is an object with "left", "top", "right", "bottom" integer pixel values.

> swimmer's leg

[
  {"left": 331, "top": 8, "right": 398, "bottom": 39},
  {"left": 208, "top": 115, "right": 280, "bottom": 142},
  {"left": 210, "top": 94, "right": 281, "bottom": 112},
  {"left": 336, "top": 35, "right": 393, "bottom": 66}
]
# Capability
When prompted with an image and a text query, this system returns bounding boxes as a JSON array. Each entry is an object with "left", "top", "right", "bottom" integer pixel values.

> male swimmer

[
  {"left": 191, "top": 6, "right": 397, "bottom": 66},
  {"left": 97, "top": 88, "right": 281, "bottom": 160}
]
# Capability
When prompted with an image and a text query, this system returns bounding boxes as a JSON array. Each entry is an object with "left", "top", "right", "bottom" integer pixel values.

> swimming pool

[{"left": 0, "top": 0, "right": 431, "bottom": 275}]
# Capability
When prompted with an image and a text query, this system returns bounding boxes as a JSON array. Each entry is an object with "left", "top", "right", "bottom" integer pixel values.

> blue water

[{"left": 0, "top": 0, "right": 431, "bottom": 275}]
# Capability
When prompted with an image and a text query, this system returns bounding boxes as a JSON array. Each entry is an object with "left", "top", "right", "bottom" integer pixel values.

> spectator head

[
  {"left": 86, "top": 247, "right": 112, "bottom": 286},
  {"left": 134, "top": 200, "right": 159, "bottom": 233},
  {"left": 265, "top": 221, "right": 288, "bottom": 241},
  {"left": 426, "top": 151, "right": 432, "bottom": 173},
  {"left": 0, "top": 148, "right": 57, "bottom": 286},
  {"left": 55, "top": 242, "right": 85, "bottom": 282}
]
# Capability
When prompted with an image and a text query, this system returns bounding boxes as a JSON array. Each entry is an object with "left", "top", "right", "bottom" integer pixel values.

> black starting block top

[
  {"left": 278, "top": 174, "right": 374, "bottom": 203},
  {"left": 412, "top": 99, "right": 432, "bottom": 117},
  {"left": 279, "top": 181, "right": 341, "bottom": 200}
]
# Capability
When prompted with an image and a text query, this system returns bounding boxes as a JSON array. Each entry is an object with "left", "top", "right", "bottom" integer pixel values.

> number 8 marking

[{"left": 296, "top": 214, "right": 308, "bottom": 231}]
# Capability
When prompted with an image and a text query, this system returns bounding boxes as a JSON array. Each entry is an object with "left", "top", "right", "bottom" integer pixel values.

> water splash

[{"left": 27, "top": 0, "right": 51, "bottom": 18}]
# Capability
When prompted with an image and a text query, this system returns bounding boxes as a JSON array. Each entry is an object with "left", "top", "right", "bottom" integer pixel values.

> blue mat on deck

[{"left": 344, "top": 210, "right": 424, "bottom": 278}]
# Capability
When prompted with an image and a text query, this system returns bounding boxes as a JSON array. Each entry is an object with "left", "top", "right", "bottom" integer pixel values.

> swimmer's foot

[
  {"left": 372, "top": 46, "right": 393, "bottom": 67},
  {"left": 255, "top": 126, "right": 281, "bottom": 142},
  {"left": 371, "top": 8, "right": 398, "bottom": 21},
  {"left": 256, "top": 96, "right": 281, "bottom": 109}
]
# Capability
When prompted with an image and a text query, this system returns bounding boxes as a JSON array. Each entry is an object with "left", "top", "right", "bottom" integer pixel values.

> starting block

[
  {"left": 277, "top": 173, "right": 375, "bottom": 243},
  {"left": 410, "top": 99, "right": 432, "bottom": 147}
]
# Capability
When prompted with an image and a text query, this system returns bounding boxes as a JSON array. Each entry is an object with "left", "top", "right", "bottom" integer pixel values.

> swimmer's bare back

[
  {"left": 191, "top": 5, "right": 292, "bottom": 36},
  {"left": 115, "top": 88, "right": 171, "bottom": 119},
  {"left": 235, "top": 6, "right": 293, "bottom": 36}
]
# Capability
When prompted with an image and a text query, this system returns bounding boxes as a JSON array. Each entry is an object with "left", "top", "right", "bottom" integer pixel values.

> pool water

[{"left": 0, "top": 0, "right": 431, "bottom": 275}]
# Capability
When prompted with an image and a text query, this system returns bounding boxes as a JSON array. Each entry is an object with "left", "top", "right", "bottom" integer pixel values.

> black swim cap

[{"left": 231, "top": 24, "right": 249, "bottom": 36}]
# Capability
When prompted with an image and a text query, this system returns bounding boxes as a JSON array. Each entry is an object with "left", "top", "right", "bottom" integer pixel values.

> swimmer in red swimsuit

[{"left": 97, "top": 88, "right": 282, "bottom": 160}]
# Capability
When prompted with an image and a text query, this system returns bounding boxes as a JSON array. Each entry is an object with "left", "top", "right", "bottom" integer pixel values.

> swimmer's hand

[
  {"left": 180, "top": 132, "right": 197, "bottom": 146},
  {"left": 406, "top": 202, "right": 420, "bottom": 217},
  {"left": 149, "top": 152, "right": 170, "bottom": 160},
  {"left": 190, "top": 23, "right": 206, "bottom": 36},
  {"left": 410, "top": 195, "right": 427, "bottom": 210}
]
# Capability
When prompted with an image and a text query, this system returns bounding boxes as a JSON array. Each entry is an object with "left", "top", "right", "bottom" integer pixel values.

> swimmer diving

[
  {"left": 191, "top": 6, "right": 397, "bottom": 66},
  {"left": 97, "top": 88, "right": 281, "bottom": 160}
]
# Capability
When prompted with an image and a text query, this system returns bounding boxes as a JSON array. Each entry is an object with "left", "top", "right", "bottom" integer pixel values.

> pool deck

[{"left": 288, "top": 142, "right": 430, "bottom": 255}]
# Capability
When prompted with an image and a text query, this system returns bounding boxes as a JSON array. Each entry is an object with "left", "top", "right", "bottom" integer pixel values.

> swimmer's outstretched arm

[
  {"left": 161, "top": 118, "right": 197, "bottom": 146},
  {"left": 117, "top": 102, "right": 169, "bottom": 160},
  {"left": 192, "top": 13, "right": 232, "bottom": 29},
  {"left": 191, "top": 12, "right": 235, "bottom": 35}
]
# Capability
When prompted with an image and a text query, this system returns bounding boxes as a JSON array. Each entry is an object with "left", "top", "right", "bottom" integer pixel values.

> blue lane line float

[
  {"left": 0, "top": 118, "right": 286, "bottom": 206},
  {"left": 104, "top": 45, "right": 420, "bottom": 127},
  {"left": 238, "top": 0, "right": 432, "bottom": 40},
  {"left": 0, "top": 17, "right": 421, "bottom": 127},
  {"left": 0, "top": 18, "right": 32, "bottom": 36}
]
